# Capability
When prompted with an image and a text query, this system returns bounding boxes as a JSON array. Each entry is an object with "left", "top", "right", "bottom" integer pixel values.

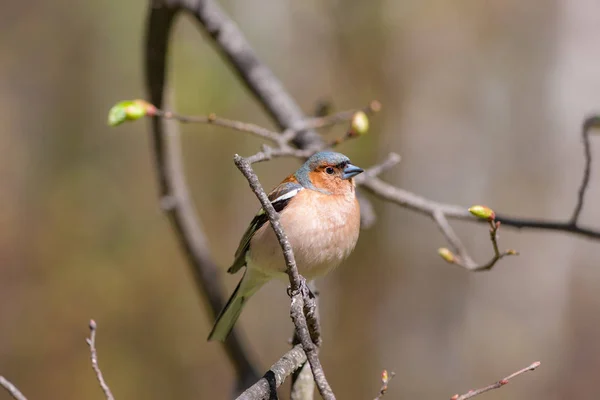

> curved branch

[
  {"left": 179, "top": 0, "right": 323, "bottom": 150},
  {"left": 144, "top": 0, "right": 259, "bottom": 389}
]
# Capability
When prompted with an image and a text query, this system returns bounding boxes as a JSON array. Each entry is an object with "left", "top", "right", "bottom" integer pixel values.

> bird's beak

[{"left": 342, "top": 163, "right": 364, "bottom": 180}]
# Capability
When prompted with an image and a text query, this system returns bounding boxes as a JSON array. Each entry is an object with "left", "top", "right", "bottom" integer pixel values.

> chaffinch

[{"left": 208, "top": 151, "right": 364, "bottom": 342}]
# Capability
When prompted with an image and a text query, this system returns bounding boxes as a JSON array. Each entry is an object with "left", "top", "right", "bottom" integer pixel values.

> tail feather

[{"left": 207, "top": 269, "right": 266, "bottom": 342}]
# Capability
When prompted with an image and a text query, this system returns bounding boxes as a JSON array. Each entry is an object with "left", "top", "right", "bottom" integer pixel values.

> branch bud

[
  {"left": 350, "top": 111, "right": 369, "bottom": 136},
  {"left": 381, "top": 370, "right": 389, "bottom": 383},
  {"left": 468, "top": 205, "right": 496, "bottom": 221},
  {"left": 369, "top": 100, "right": 382, "bottom": 112},
  {"left": 438, "top": 247, "right": 456, "bottom": 264},
  {"left": 107, "top": 99, "right": 155, "bottom": 126}
]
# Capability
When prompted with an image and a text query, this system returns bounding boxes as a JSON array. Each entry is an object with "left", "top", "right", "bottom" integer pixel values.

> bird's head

[{"left": 295, "top": 151, "right": 364, "bottom": 195}]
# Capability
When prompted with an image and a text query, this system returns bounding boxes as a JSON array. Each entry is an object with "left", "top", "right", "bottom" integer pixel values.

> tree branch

[
  {"left": 237, "top": 345, "right": 307, "bottom": 400},
  {"left": 150, "top": 109, "right": 283, "bottom": 143},
  {"left": 143, "top": 89, "right": 600, "bottom": 276},
  {"left": 570, "top": 115, "right": 600, "bottom": 224},
  {"left": 144, "top": 0, "right": 260, "bottom": 390},
  {"left": 0, "top": 377, "right": 27, "bottom": 400},
  {"left": 175, "top": 0, "right": 323, "bottom": 150},
  {"left": 86, "top": 320, "right": 115, "bottom": 400},
  {"left": 451, "top": 361, "right": 541, "bottom": 400},
  {"left": 233, "top": 154, "right": 335, "bottom": 400}
]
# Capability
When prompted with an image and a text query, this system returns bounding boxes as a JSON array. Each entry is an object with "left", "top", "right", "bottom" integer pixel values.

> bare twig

[
  {"left": 234, "top": 154, "right": 336, "bottom": 400},
  {"left": 359, "top": 175, "right": 600, "bottom": 239},
  {"left": 245, "top": 145, "right": 314, "bottom": 165},
  {"left": 571, "top": 115, "right": 600, "bottom": 224},
  {"left": 299, "top": 100, "right": 381, "bottom": 131},
  {"left": 433, "top": 213, "right": 517, "bottom": 271},
  {"left": 0, "top": 376, "right": 27, "bottom": 400},
  {"left": 373, "top": 370, "right": 395, "bottom": 400},
  {"left": 451, "top": 361, "right": 541, "bottom": 400},
  {"left": 86, "top": 320, "right": 115, "bottom": 400},
  {"left": 358, "top": 153, "right": 402, "bottom": 179},
  {"left": 237, "top": 345, "right": 307, "bottom": 400},
  {"left": 149, "top": 108, "right": 283, "bottom": 143}
]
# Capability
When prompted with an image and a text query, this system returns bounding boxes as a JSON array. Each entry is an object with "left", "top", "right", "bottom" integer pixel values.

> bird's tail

[{"left": 207, "top": 268, "right": 268, "bottom": 342}]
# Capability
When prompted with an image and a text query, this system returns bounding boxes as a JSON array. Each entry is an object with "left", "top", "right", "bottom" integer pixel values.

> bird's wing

[{"left": 227, "top": 179, "right": 303, "bottom": 274}]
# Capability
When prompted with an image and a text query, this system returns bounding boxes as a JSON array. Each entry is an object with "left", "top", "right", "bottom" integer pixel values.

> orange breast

[{"left": 248, "top": 189, "right": 361, "bottom": 280}]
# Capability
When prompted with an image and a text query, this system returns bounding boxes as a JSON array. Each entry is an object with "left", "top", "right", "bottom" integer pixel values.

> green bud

[
  {"left": 107, "top": 99, "right": 153, "bottom": 126},
  {"left": 437, "top": 247, "right": 456, "bottom": 263},
  {"left": 468, "top": 205, "right": 496, "bottom": 221},
  {"left": 351, "top": 111, "right": 369, "bottom": 135}
]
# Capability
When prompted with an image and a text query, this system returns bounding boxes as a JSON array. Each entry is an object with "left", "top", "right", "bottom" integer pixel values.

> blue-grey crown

[
  {"left": 304, "top": 151, "right": 350, "bottom": 170},
  {"left": 294, "top": 151, "right": 352, "bottom": 190}
]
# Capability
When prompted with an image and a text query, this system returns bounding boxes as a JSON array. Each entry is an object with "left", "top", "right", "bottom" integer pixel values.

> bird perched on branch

[{"left": 208, "top": 151, "right": 364, "bottom": 341}]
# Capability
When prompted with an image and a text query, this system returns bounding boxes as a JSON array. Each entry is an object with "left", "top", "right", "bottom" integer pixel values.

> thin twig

[
  {"left": 150, "top": 109, "right": 283, "bottom": 143},
  {"left": 373, "top": 370, "right": 395, "bottom": 400},
  {"left": 234, "top": 155, "right": 336, "bottom": 400},
  {"left": 433, "top": 212, "right": 517, "bottom": 271},
  {"left": 246, "top": 145, "right": 314, "bottom": 165},
  {"left": 571, "top": 115, "right": 600, "bottom": 224},
  {"left": 299, "top": 100, "right": 381, "bottom": 131},
  {"left": 357, "top": 153, "right": 402, "bottom": 180},
  {"left": 451, "top": 361, "right": 541, "bottom": 400},
  {"left": 0, "top": 376, "right": 27, "bottom": 400},
  {"left": 86, "top": 320, "right": 115, "bottom": 400},
  {"left": 359, "top": 176, "right": 600, "bottom": 239}
]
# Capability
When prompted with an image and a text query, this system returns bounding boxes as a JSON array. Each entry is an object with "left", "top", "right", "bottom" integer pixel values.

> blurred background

[{"left": 1, "top": 0, "right": 600, "bottom": 399}]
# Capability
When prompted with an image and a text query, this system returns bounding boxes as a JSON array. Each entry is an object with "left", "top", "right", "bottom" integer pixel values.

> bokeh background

[{"left": 2, "top": 0, "right": 600, "bottom": 399}]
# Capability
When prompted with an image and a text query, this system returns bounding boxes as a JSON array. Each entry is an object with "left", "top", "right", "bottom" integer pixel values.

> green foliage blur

[{"left": 1, "top": 1, "right": 600, "bottom": 399}]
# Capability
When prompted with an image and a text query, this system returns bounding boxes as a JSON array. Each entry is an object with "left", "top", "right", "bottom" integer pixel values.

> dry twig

[
  {"left": 0, "top": 376, "right": 27, "bottom": 400},
  {"left": 451, "top": 361, "right": 541, "bottom": 400},
  {"left": 149, "top": 109, "right": 283, "bottom": 143},
  {"left": 373, "top": 370, "right": 395, "bottom": 400},
  {"left": 86, "top": 320, "right": 115, "bottom": 400},
  {"left": 571, "top": 115, "right": 600, "bottom": 224}
]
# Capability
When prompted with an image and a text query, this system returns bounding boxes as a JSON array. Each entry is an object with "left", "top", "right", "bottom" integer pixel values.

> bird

[{"left": 208, "top": 151, "right": 364, "bottom": 341}]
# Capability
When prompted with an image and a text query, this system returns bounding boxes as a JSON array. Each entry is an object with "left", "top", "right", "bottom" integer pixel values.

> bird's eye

[{"left": 325, "top": 167, "right": 335, "bottom": 175}]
